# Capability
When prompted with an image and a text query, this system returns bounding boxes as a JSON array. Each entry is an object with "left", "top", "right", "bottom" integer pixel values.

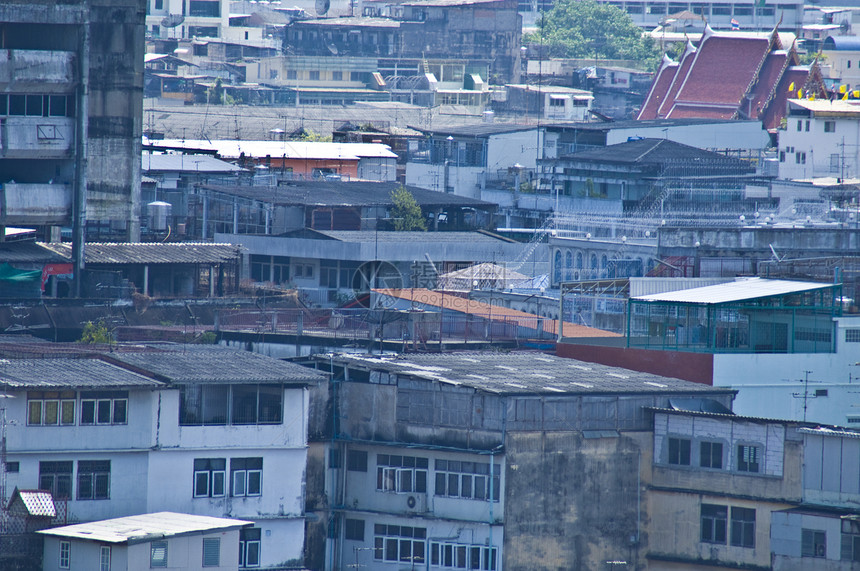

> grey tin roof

[
  {"left": 37, "top": 243, "right": 241, "bottom": 265},
  {"left": 328, "top": 352, "right": 732, "bottom": 396},
  {"left": 0, "top": 358, "right": 164, "bottom": 389},
  {"left": 632, "top": 277, "right": 835, "bottom": 304},
  {"left": 110, "top": 350, "right": 326, "bottom": 385},
  {"left": 311, "top": 230, "right": 513, "bottom": 243}
]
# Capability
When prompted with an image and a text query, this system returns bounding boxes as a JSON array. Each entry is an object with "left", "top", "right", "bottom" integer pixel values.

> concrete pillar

[
  {"left": 202, "top": 195, "right": 209, "bottom": 240},
  {"left": 143, "top": 265, "right": 149, "bottom": 296},
  {"left": 209, "top": 266, "right": 215, "bottom": 297}
]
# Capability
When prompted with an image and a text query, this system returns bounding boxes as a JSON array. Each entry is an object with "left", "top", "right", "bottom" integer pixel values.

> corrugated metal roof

[
  {"left": 142, "top": 153, "right": 246, "bottom": 173},
  {"left": 38, "top": 512, "right": 252, "bottom": 543},
  {"left": 328, "top": 352, "right": 730, "bottom": 396},
  {"left": 0, "top": 242, "right": 68, "bottom": 264},
  {"left": 0, "top": 357, "right": 164, "bottom": 389},
  {"left": 631, "top": 277, "right": 835, "bottom": 304},
  {"left": 37, "top": 243, "right": 240, "bottom": 265},
  {"left": 629, "top": 277, "right": 733, "bottom": 297},
  {"left": 314, "top": 230, "right": 510, "bottom": 243},
  {"left": 109, "top": 349, "right": 326, "bottom": 385},
  {"left": 147, "top": 139, "right": 398, "bottom": 160}
]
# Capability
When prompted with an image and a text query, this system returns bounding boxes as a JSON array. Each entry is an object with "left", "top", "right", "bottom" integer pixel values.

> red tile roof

[
  {"left": 744, "top": 51, "right": 789, "bottom": 119},
  {"left": 674, "top": 36, "right": 771, "bottom": 106},
  {"left": 637, "top": 58, "right": 679, "bottom": 120},
  {"left": 657, "top": 45, "right": 697, "bottom": 118},
  {"left": 761, "top": 67, "right": 810, "bottom": 130},
  {"left": 636, "top": 26, "right": 826, "bottom": 130}
]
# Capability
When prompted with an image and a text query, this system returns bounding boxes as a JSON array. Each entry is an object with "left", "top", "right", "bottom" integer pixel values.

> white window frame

[
  {"left": 100, "top": 546, "right": 111, "bottom": 571},
  {"left": 59, "top": 541, "right": 71, "bottom": 569},
  {"left": 193, "top": 459, "right": 227, "bottom": 498}
]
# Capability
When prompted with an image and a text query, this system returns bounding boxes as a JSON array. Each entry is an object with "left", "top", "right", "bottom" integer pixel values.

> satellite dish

[
  {"left": 161, "top": 14, "right": 185, "bottom": 28},
  {"left": 326, "top": 42, "right": 338, "bottom": 55},
  {"left": 315, "top": 0, "right": 330, "bottom": 15}
]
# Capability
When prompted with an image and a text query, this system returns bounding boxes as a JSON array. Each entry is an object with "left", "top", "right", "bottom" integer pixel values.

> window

[
  {"left": 347, "top": 450, "right": 368, "bottom": 472},
  {"left": 332, "top": 71, "right": 343, "bottom": 81},
  {"left": 797, "top": 119, "right": 802, "bottom": 132},
  {"left": 373, "top": 524, "right": 426, "bottom": 564},
  {"left": 730, "top": 507, "right": 756, "bottom": 548},
  {"left": 202, "top": 538, "right": 220, "bottom": 567},
  {"left": 239, "top": 528, "right": 261, "bottom": 568},
  {"left": 779, "top": 151, "right": 785, "bottom": 162},
  {"left": 847, "top": 329, "right": 860, "bottom": 343},
  {"left": 100, "top": 546, "right": 111, "bottom": 571},
  {"left": 5, "top": 461, "right": 19, "bottom": 473},
  {"left": 434, "top": 459, "right": 501, "bottom": 501},
  {"left": 40, "top": 461, "right": 73, "bottom": 499},
  {"left": 150, "top": 541, "right": 167, "bottom": 567},
  {"left": 309, "top": 71, "right": 320, "bottom": 81},
  {"left": 825, "top": 121, "right": 836, "bottom": 133},
  {"left": 377, "top": 454, "right": 428, "bottom": 493},
  {"left": 802, "top": 529, "right": 826, "bottom": 557},
  {"left": 700, "top": 441, "right": 723, "bottom": 469},
  {"left": 27, "top": 391, "right": 76, "bottom": 426},
  {"left": 806, "top": 120, "right": 810, "bottom": 132},
  {"left": 180, "top": 384, "right": 282, "bottom": 426},
  {"left": 77, "top": 460, "right": 110, "bottom": 500},
  {"left": 345, "top": 518, "right": 365, "bottom": 541},
  {"left": 430, "top": 542, "right": 497, "bottom": 570},
  {"left": 287, "top": 70, "right": 297, "bottom": 80},
  {"left": 155, "top": 0, "right": 163, "bottom": 8},
  {"left": 841, "top": 526, "right": 860, "bottom": 561},
  {"left": 231, "top": 457, "right": 262, "bottom": 497},
  {"left": 9, "top": 94, "right": 25, "bottom": 115},
  {"left": 194, "top": 458, "right": 226, "bottom": 498},
  {"left": 351, "top": 71, "right": 363, "bottom": 81},
  {"left": 668, "top": 437, "right": 691, "bottom": 465},
  {"left": 737, "top": 445, "right": 760, "bottom": 473},
  {"left": 795, "top": 152, "right": 806, "bottom": 164},
  {"left": 80, "top": 391, "right": 127, "bottom": 425},
  {"left": 701, "top": 504, "right": 727, "bottom": 544},
  {"left": 189, "top": 0, "right": 220, "bottom": 17},
  {"left": 59, "top": 541, "right": 70, "bottom": 569}
]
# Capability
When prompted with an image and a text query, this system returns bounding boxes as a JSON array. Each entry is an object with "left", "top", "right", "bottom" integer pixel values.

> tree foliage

[
  {"left": 528, "top": 0, "right": 660, "bottom": 66},
  {"left": 390, "top": 186, "right": 427, "bottom": 231},
  {"left": 80, "top": 320, "right": 112, "bottom": 344}
]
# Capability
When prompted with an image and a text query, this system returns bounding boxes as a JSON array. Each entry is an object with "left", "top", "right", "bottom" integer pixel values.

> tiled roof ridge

[
  {"left": 636, "top": 56, "right": 678, "bottom": 120},
  {"left": 736, "top": 32, "right": 779, "bottom": 120},
  {"left": 656, "top": 41, "right": 697, "bottom": 117},
  {"left": 753, "top": 45, "right": 796, "bottom": 122}
]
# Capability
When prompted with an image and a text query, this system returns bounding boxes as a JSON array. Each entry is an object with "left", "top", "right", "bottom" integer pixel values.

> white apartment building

[
  {"left": 0, "top": 348, "right": 325, "bottom": 569},
  {"left": 778, "top": 99, "right": 860, "bottom": 180}
]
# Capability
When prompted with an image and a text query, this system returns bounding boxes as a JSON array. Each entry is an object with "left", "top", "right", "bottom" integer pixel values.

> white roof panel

[
  {"left": 146, "top": 138, "right": 397, "bottom": 160},
  {"left": 632, "top": 277, "right": 834, "bottom": 304},
  {"left": 38, "top": 512, "right": 252, "bottom": 544}
]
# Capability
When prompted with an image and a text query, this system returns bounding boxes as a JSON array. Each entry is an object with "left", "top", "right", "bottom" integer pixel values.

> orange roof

[{"left": 376, "top": 288, "right": 622, "bottom": 338}]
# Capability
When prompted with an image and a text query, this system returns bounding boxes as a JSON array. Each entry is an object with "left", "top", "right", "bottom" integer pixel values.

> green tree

[
  {"left": 80, "top": 320, "right": 112, "bottom": 344},
  {"left": 527, "top": 0, "right": 660, "bottom": 67},
  {"left": 390, "top": 186, "right": 427, "bottom": 231}
]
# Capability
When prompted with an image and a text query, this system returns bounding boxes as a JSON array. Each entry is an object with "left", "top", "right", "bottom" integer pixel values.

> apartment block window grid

[
  {"left": 737, "top": 444, "right": 760, "bottom": 473},
  {"left": 231, "top": 457, "right": 263, "bottom": 497},
  {"left": 77, "top": 460, "right": 110, "bottom": 500},
  {"left": 700, "top": 441, "right": 723, "bottom": 469},
  {"left": 377, "top": 454, "right": 428, "bottom": 493},
  {"left": 239, "top": 528, "right": 261, "bottom": 568},
  {"left": 373, "top": 524, "right": 426, "bottom": 564},
  {"left": 701, "top": 504, "right": 727, "bottom": 544},
  {"left": 730, "top": 507, "right": 756, "bottom": 548},
  {"left": 27, "top": 390, "right": 127, "bottom": 426},
  {"left": 429, "top": 542, "right": 498, "bottom": 570},
  {"left": 39, "top": 461, "right": 73, "bottom": 500},
  {"left": 434, "top": 459, "right": 501, "bottom": 502},
  {"left": 80, "top": 391, "right": 128, "bottom": 425},
  {"left": 668, "top": 437, "right": 691, "bottom": 465},
  {"left": 180, "top": 384, "right": 283, "bottom": 426},
  {"left": 194, "top": 458, "right": 226, "bottom": 498},
  {"left": 802, "top": 529, "right": 826, "bottom": 558}
]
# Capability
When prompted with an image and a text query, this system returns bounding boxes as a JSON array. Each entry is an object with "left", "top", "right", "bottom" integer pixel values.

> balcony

[
  {"left": 1, "top": 116, "right": 75, "bottom": 158},
  {"left": 2, "top": 182, "right": 71, "bottom": 225},
  {"left": 0, "top": 49, "right": 75, "bottom": 88}
]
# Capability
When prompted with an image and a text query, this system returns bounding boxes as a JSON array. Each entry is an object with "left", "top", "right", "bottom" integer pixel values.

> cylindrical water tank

[{"left": 148, "top": 201, "right": 172, "bottom": 232}]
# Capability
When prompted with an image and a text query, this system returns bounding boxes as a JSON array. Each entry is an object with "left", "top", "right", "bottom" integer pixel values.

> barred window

[
  {"left": 373, "top": 524, "right": 426, "bottom": 564},
  {"left": 434, "top": 459, "right": 500, "bottom": 501},
  {"left": 377, "top": 454, "right": 428, "bottom": 493}
]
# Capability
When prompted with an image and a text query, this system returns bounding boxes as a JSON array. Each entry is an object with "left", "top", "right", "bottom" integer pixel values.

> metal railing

[{"left": 216, "top": 307, "right": 558, "bottom": 344}]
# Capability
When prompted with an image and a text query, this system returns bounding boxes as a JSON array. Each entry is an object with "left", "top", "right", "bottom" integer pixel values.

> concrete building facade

[{"left": 0, "top": 0, "right": 145, "bottom": 240}]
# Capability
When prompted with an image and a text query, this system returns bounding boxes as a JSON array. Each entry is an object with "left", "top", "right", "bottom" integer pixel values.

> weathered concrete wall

[
  {"left": 87, "top": 0, "right": 145, "bottom": 238},
  {"left": 503, "top": 431, "right": 650, "bottom": 571}
]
